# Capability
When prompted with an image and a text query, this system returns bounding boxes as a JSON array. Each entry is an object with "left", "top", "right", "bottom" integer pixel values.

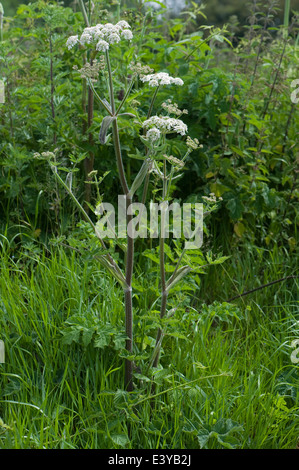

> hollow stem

[
  {"left": 147, "top": 85, "right": 160, "bottom": 119},
  {"left": 152, "top": 162, "right": 168, "bottom": 369},
  {"left": 78, "top": 0, "right": 90, "bottom": 27},
  {"left": 105, "top": 49, "right": 133, "bottom": 391},
  {"left": 125, "top": 195, "right": 134, "bottom": 392}
]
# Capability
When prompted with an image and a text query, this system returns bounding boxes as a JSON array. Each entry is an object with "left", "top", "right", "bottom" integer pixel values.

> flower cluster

[
  {"left": 73, "top": 58, "right": 105, "bottom": 81},
  {"left": 143, "top": 116, "right": 188, "bottom": 136},
  {"left": 146, "top": 127, "right": 161, "bottom": 143},
  {"left": 164, "top": 154, "right": 185, "bottom": 169},
  {"left": 186, "top": 136, "right": 201, "bottom": 150},
  {"left": 66, "top": 35, "right": 79, "bottom": 50},
  {"left": 33, "top": 151, "right": 57, "bottom": 160},
  {"left": 161, "top": 99, "right": 188, "bottom": 116},
  {"left": 140, "top": 72, "right": 184, "bottom": 87},
  {"left": 202, "top": 192, "right": 223, "bottom": 203},
  {"left": 66, "top": 21, "right": 133, "bottom": 52},
  {"left": 129, "top": 62, "right": 154, "bottom": 76}
]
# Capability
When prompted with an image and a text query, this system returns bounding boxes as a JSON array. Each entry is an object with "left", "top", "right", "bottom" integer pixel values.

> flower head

[
  {"left": 106, "top": 32, "right": 121, "bottom": 44},
  {"left": 66, "top": 35, "right": 79, "bottom": 50},
  {"left": 129, "top": 62, "right": 154, "bottom": 76},
  {"left": 66, "top": 20, "right": 133, "bottom": 52},
  {"left": 146, "top": 127, "right": 161, "bottom": 143},
  {"left": 162, "top": 99, "right": 188, "bottom": 116},
  {"left": 117, "top": 20, "right": 131, "bottom": 30},
  {"left": 143, "top": 116, "right": 188, "bottom": 136},
  {"left": 164, "top": 154, "right": 185, "bottom": 169},
  {"left": 121, "top": 29, "right": 133, "bottom": 40},
  {"left": 73, "top": 58, "right": 105, "bottom": 81},
  {"left": 140, "top": 72, "right": 184, "bottom": 87},
  {"left": 186, "top": 136, "right": 201, "bottom": 150},
  {"left": 80, "top": 32, "right": 93, "bottom": 46},
  {"left": 96, "top": 39, "right": 109, "bottom": 52}
]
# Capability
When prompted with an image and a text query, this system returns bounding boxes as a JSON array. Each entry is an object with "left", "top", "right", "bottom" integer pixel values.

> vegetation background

[
  {"left": 0, "top": 0, "right": 298, "bottom": 450},
  {"left": 3, "top": 0, "right": 299, "bottom": 24}
]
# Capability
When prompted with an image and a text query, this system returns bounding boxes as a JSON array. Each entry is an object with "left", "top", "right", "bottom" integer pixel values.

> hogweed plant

[{"left": 39, "top": 15, "right": 225, "bottom": 393}]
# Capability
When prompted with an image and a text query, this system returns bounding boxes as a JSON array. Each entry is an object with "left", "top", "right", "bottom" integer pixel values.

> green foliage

[
  {"left": 184, "top": 417, "right": 244, "bottom": 449},
  {"left": 0, "top": 246, "right": 298, "bottom": 449},
  {"left": 61, "top": 311, "right": 127, "bottom": 349},
  {"left": 199, "top": 301, "right": 247, "bottom": 324},
  {"left": 0, "top": 1, "right": 298, "bottom": 256},
  {"left": 0, "top": 0, "right": 298, "bottom": 450}
]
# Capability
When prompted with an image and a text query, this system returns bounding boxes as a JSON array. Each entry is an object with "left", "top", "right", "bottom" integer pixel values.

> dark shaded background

[{"left": 2, "top": 0, "right": 299, "bottom": 26}]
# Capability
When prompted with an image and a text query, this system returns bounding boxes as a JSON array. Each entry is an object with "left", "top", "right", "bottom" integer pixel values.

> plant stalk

[
  {"left": 152, "top": 162, "right": 168, "bottom": 369},
  {"left": 105, "top": 50, "right": 134, "bottom": 391},
  {"left": 83, "top": 59, "right": 95, "bottom": 212}
]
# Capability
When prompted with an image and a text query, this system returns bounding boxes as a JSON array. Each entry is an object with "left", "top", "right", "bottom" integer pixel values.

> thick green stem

[
  {"left": 125, "top": 195, "right": 134, "bottom": 392},
  {"left": 112, "top": 121, "right": 129, "bottom": 195},
  {"left": 116, "top": 74, "right": 136, "bottom": 116},
  {"left": 49, "top": 32, "right": 56, "bottom": 146},
  {"left": 78, "top": 0, "right": 90, "bottom": 26},
  {"left": 106, "top": 50, "right": 129, "bottom": 195},
  {"left": 153, "top": 164, "right": 168, "bottom": 369},
  {"left": 84, "top": 61, "right": 95, "bottom": 212},
  {"left": 147, "top": 86, "right": 159, "bottom": 119},
  {"left": 152, "top": 291, "right": 168, "bottom": 369},
  {"left": 105, "top": 50, "right": 134, "bottom": 391},
  {"left": 87, "top": 79, "right": 113, "bottom": 116},
  {"left": 106, "top": 51, "right": 116, "bottom": 114}
]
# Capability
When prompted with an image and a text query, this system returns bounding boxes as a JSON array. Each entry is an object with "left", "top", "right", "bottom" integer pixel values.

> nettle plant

[{"left": 45, "top": 13, "right": 226, "bottom": 392}]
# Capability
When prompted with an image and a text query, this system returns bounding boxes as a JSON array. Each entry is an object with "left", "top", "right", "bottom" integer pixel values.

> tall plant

[{"left": 44, "top": 8, "right": 224, "bottom": 392}]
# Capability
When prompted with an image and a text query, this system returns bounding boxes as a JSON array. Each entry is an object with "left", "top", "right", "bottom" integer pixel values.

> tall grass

[
  {"left": 284, "top": 0, "right": 291, "bottom": 32},
  {"left": 0, "top": 243, "right": 298, "bottom": 449}
]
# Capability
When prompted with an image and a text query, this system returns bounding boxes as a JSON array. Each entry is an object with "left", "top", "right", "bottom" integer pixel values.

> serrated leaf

[
  {"left": 114, "top": 333, "right": 127, "bottom": 350},
  {"left": 110, "top": 433, "right": 130, "bottom": 447},
  {"left": 61, "top": 327, "right": 82, "bottom": 345},
  {"left": 113, "top": 389, "right": 129, "bottom": 405},
  {"left": 94, "top": 331, "right": 110, "bottom": 349},
  {"left": 82, "top": 328, "right": 94, "bottom": 347},
  {"left": 196, "top": 418, "right": 243, "bottom": 449},
  {"left": 133, "top": 373, "right": 151, "bottom": 382}
]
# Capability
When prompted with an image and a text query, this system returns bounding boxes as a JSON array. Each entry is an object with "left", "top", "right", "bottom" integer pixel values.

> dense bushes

[
  {"left": 0, "top": 1, "right": 298, "bottom": 450},
  {"left": 0, "top": 0, "right": 298, "bottom": 255}
]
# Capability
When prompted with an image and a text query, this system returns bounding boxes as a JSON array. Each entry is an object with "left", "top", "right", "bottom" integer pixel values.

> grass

[{"left": 0, "top": 239, "right": 298, "bottom": 449}]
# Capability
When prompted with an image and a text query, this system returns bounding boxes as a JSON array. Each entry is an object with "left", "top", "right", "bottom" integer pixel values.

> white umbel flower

[
  {"left": 117, "top": 20, "right": 131, "bottom": 30},
  {"left": 106, "top": 32, "right": 121, "bottom": 44},
  {"left": 146, "top": 127, "right": 161, "bottom": 142},
  {"left": 140, "top": 72, "right": 184, "bottom": 87},
  {"left": 96, "top": 39, "right": 109, "bottom": 52},
  {"left": 121, "top": 29, "right": 133, "bottom": 40},
  {"left": 80, "top": 32, "right": 92, "bottom": 46},
  {"left": 143, "top": 116, "right": 188, "bottom": 136},
  {"left": 66, "top": 35, "right": 79, "bottom": 50},
  {"left": 66, "top": 20, "right": 133, "bottom": 51}
]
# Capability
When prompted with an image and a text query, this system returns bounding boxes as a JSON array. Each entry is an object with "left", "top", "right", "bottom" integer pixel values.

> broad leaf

[{"left": 99, "top": 116, "right": 116, "bottom": 144}]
